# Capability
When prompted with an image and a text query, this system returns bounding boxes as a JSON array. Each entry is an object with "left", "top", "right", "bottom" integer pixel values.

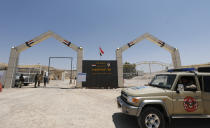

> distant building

[
  {"left": 64, "top": 70, "right": 77, "bottom": 79},
  {"left": 136, "top": 70, "right": 144, "bottom": 76}
]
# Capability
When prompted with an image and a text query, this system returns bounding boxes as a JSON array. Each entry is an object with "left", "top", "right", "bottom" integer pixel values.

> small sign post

[{"left": 77, "top": 73, "right": 86, "bottom": 82}]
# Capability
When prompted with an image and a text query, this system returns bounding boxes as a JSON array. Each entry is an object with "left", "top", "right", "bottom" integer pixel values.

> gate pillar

[
  {"left": 76, "top": 47, "right": 83, "bottom": 88},
  {"left": 4, "top": 47, "right": 19, "bottom": 88},
  {"left": 116, "top": 48, "right": 124, "bottom": 88}
]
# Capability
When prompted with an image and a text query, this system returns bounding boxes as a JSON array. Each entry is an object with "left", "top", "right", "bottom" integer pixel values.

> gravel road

[{"left": 0, "top": 80, "right": 209, "bottom": 128}]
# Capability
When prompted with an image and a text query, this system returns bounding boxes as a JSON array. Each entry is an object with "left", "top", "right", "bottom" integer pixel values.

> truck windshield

[{"left": 149, "top": 74, "right": 176, "bottom": 89}]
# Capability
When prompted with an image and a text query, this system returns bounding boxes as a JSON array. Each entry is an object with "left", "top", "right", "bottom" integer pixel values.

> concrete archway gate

[
  {"left": 116, "top": 33, "right": 182, "bottom": 87},
  {"left": 4, "top": 31, "right": 83, "bottom": 88}
]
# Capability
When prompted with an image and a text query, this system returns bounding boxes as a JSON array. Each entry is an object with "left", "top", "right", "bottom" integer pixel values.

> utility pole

[
  {"left": 149, "top": 63, "right": 152, "bottom": 75},
  {"left": 70, "top": 57, "right": 73, "bottom": 84}
]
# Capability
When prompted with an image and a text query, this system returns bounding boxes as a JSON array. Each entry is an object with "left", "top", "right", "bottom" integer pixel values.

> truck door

[
  {"left": 201, "top": 75, "right": 210, "bottom": 115},
  {"left": 172, "top": 75, "right": 203, "bottom": 115}
]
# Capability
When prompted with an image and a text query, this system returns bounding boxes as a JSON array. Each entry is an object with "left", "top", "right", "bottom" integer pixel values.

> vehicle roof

[{"left": 157, "top": 71, "right": 210, "bottom": 76}]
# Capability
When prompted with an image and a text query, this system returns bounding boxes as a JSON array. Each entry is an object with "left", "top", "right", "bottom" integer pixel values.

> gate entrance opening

[
  {"left": 4, "top": 31, "right": 83, "bottom": 88},
  {"left": 48, "top": 57, "right": 73, "bottom": 84}
]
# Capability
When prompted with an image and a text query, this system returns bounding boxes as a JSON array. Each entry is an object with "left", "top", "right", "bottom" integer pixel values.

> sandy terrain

[
  {"left": 0, "top": 78, "right": 210, "bottom": 128},
  {"left": 124, "top": 76, "right": 151, "bottom": 87},
  {"left": 0, "top": 80, "right": 127, "bottom": 128}
]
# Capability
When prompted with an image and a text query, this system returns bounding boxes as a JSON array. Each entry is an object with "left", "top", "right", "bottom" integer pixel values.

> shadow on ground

[
  {"left": 60, "top": 87, "right": 76, "bottom": 89},
  {"left": 112, "top": 113, "right": 210, "bottom": 128},
  {"left": 171, "top": 118, "right": 210, "bottom": 128},
  {"left": 22, "top": 86, "right": 76, "bottom": 89},
  {"left": 112, "top": 113, "right": 138, "bottom": 128}
]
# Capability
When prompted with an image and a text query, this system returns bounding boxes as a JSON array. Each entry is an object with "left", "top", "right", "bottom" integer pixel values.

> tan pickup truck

[{"left": 117, "top": 67, "right": 210, "bottom": 128}]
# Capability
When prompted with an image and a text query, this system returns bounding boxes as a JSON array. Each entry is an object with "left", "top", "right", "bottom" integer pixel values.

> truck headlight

[{"left": 127, "top": 96, "right": 140, "bottom": 103}]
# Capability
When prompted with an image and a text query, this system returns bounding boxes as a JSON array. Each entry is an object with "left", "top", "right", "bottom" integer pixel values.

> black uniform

[
  {"left": 34, "top": 74, "right": 38, "bottom": 88},
  {"left": 19, "top": 74, "right": 24, "bottom": 88},
  {"left": 44, "top": 75, "right": 48, "bottom": 87}
]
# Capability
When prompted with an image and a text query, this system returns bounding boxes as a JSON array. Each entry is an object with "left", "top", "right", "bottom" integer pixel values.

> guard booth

[{"left": 82, "top": 60, "right": 118, "bottom": 88}]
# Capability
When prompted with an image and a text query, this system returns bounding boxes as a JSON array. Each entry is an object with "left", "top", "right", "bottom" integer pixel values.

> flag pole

[
  {"left": 99, "top": 46, "right": 101, "bottom": 60},
  {"left": 99, "top": 46, "right": 100, "bottom": 60},
  {"left": 99, "top": 46, "right": 104, "bottom": 60}
]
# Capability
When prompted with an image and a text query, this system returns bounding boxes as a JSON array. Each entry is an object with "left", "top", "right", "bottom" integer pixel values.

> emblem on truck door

[{"left": 183, "top": 96, "right": 198, "bottom": 112}]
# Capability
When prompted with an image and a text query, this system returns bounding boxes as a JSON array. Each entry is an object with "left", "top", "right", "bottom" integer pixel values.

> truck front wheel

[{"left": 137, "top": 107, "right": 165, "bottom": 128}]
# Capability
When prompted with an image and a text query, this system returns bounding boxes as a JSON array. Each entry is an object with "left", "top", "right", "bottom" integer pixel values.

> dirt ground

[
  {"left": 0, "top": 80, "right": 124, "bottom": 128},
  {"left": 0, "top": 79, "right": 210, "bottom": 128}
]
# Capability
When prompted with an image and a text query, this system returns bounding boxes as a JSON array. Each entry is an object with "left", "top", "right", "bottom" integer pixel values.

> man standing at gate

[
  {"left": 74, "top": 76, "right": 77, "bottom": 84},
  {"left": 19, "top": 74, "right": 24, "bottom": 88},
  {"left": 37, "top": 74, "right": 42, "bottom": 87},
  {"left": 34, "top": 73, "right": 38, "bottom": 88},
  {"left": 43, "top": 74, "right": 48, "bottom": 88}
]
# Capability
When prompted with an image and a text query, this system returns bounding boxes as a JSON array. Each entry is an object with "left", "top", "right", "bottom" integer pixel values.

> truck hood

[{"left": 122, "top": 86, "right": 167, "bottom": 97}]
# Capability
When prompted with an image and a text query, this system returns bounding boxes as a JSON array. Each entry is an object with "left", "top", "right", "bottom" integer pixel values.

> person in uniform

[
  {"left": 19, "top": 74, "right": 24, "bottom": 88},
  {"left": 34, "top": 73, "right": 38, "bottom": 88},
  {"left": 74, "top": 76, "right": 77, "bottom": 84},
  {"left": 181, "top": 77, "right": 197, "bottom": 91},
  {"left": 43, "top": 74, "right": 48, "bottom": 88},
  {"left": 37, "top": 74, "right": 42, "bottom": 87}
]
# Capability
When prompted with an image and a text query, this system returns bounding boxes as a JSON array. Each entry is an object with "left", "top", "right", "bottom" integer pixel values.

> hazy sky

[{"left": 0, "top": 0, "right": 210, "bottom": 71}]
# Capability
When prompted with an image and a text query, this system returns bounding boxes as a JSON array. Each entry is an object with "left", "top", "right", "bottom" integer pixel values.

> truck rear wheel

[{"left": 137, "top": 107, "right": 165, "bottom": 128}]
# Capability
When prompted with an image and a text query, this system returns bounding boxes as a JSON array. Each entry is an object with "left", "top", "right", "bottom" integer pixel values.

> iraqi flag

[{"left": 99, "top": 47, "right": 104, "bottom": 56}]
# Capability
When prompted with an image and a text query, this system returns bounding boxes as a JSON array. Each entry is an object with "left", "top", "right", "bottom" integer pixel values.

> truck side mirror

[{"left": 177, "top": 84, "right": 184, "bottom": 93}]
